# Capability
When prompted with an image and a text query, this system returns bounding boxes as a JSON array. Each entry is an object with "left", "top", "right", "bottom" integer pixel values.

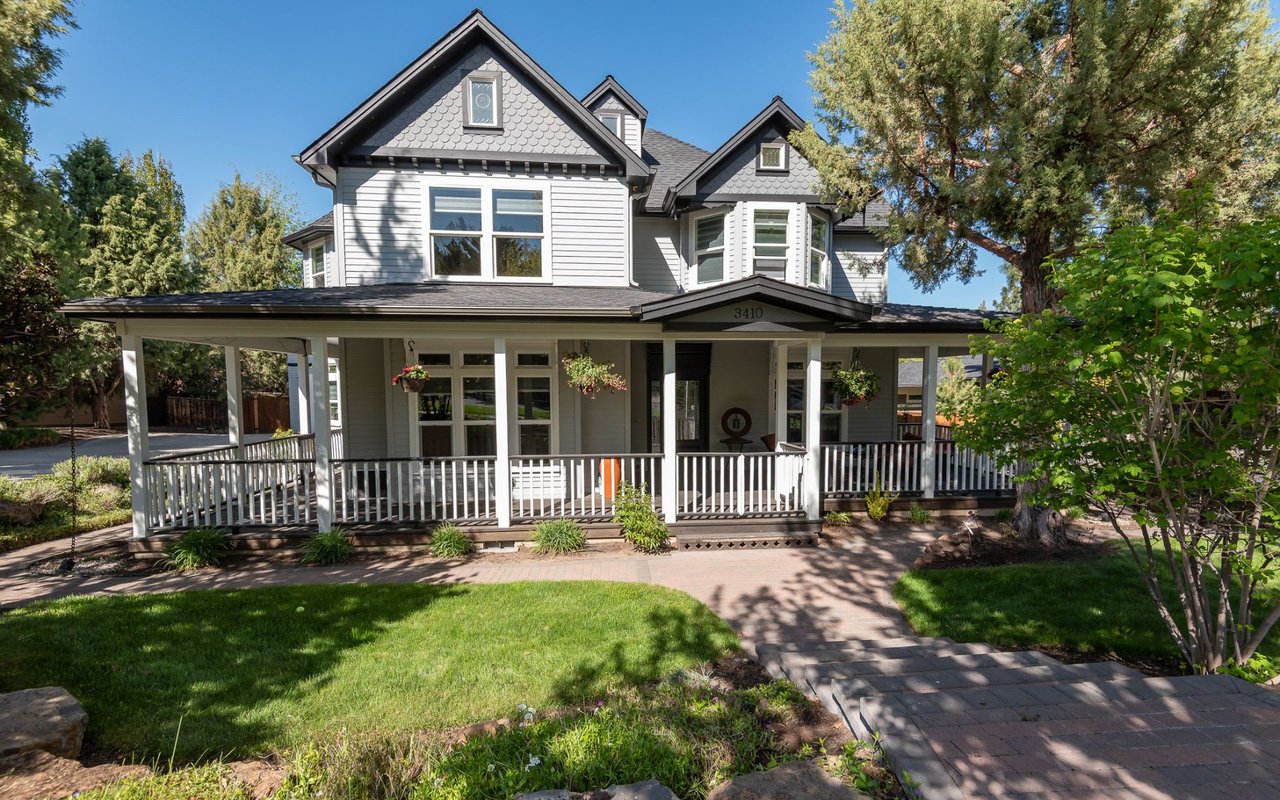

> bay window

[
  {"left": 753, "top": 209, "right": 789, "bottom": 279},
  {"left": 427, "top": 183, "right": 546, "bottom": 280},
  {"left": 809, "top": 213, "right": 828, "bottom": 286},
  {"left": 692, "top": 213, "right": 725, "bottom": 285}
]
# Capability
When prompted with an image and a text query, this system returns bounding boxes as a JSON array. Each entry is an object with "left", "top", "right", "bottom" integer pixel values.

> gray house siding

[
  {"left": 832, "top": 233, "right": 887, "bottom": 305},
  {"left": 842, "top": 346, "right": 897, "bottom": 442},
  {"left": 340, "top": 168, "right": 424, "bottom": 285},
  {"left": 340, "top": 338, "right": 389, "bottom": 459},
  {"left": 633, "top": 217, "right": 681, "bottom": 292},
  {"left": 362, "top": 43, "right": 599, "bottom": 158},
  {"left": 577, "top": 339, "right": 630, "bottom": 453},
  {"left": 586, "top": 93, "right": 642, "bottom": 157},
  {"left": 695, "top": 124, "right": 820, "bottom": 198}
]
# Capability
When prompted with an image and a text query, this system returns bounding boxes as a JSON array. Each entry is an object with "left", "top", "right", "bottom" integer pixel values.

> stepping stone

[
  {"left": 0, "top": 687, "right": 87, "bottom": 759},
  {"left": 706, "top": 760, "right": 871, "bottom": 799}
]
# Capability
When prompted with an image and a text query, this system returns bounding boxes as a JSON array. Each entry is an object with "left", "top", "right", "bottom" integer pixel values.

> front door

[{"left": 646, "top": 343, "right": 711, "bottom": 452}]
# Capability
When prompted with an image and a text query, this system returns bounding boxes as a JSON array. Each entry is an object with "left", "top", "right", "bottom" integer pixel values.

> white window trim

[
  {"left": 751, "top": 206, "right": 791, "bottom": 279},
  {"left": 687, "top": 208, "right": 729, "bottom": 288},
  {"left": 596, "top": 112, "right": 622, "bottom": 138},
  {"left": 758, "top": 142, "right": 788, "bottom": 171},
  {"left": 421, "top": 176, "right": 553, "bottom": 284},
  {"left": 808, "top": 211, "right": 831, "bottom": 288},
  {"left": 463, "top": 72, "right": 502, "bottom": 129},
  {"left": 308, "top": 243, "right": 327, "bottom": 288}
]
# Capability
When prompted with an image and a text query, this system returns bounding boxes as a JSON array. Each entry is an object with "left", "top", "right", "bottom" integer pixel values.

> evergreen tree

[{"left": 187, "top": 172, "right": 301, "bottom": 292}]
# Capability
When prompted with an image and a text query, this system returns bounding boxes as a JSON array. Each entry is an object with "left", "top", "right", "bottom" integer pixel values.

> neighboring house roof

[
  {"left": 282, "top": 211, "right": 333, "bottom": 249},
  {"left": 640, "top": 129, "right": 710, "bottom": 213},
  {"left": 856, "top": 303, "right": 1012, "bottom": 332},
  {"left": 581, "top": 75, "right": 648, "bottom": 121},
  {"left": 294, "top": 9, "right": 650, "bottom": 185},
  {"left": 636, "top": 274, "right": 873, "bottom": 325},
  {"left": 897, "top": 355, "right": 988, "bottom": 389}
]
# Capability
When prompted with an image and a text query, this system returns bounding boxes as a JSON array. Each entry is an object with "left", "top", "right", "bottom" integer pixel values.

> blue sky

[{"left": 33, "top": 1, "right": 1269, "bottom": 309}]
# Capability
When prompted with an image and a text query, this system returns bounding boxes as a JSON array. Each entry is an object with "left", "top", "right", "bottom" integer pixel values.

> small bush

[
  {"left": 1064, "top": 504, "right": 1087, "bottom": 521},
  {"left": 824, "top": 510, "right": 854, "bottom": 526},
  {"left": 531, "top": 518, "right": 587, "bottom": 555},
  {"left": 301, "top": 529, "right": 355, "bottom": 565},
  {"left": 0, "top": 427, "right": 61, "bottom": 450},
  {"left": 430, "top": 523, "right": 474, "bottom": 558},
  {"left": 994, "top": 507, "right": 1014, "bottom": 523},
  {"left": 612, "top": 482, "right": 669, "bottom": 553},
  {"left": 863, "top": 480, "right": 898, "bottom": 522},
  {"left": 1219, "top": 653, "right": 1279, "bottom": 684},
  {"left": 161, "top": 528, "right": 230, "bottom": 571},
  {"left": 53, "top": 455, "right": 131, "bottom": 489},
  {"left": 908, "top": 502, "right": 931, "bottom": 524},
  {"left": 273, "top": 426, "right": 296, "bottom": 439}
]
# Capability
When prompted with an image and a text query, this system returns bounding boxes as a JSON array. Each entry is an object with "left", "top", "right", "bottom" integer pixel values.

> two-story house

[{"left": 64, "top": 10, "right": 1011, "bottom": 544}]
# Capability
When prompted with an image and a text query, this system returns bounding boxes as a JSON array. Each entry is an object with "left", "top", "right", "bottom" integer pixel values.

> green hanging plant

[
  {"left": 832, "top": 366, "right": 880, "bottom": 407},
  {"left": 561, "top": 351, "right": 627, "bottom": 398}
]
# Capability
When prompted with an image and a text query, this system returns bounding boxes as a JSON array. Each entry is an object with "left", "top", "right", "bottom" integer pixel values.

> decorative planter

[{"left": 398, "top": 377, "right": 429, "bottom": 393}]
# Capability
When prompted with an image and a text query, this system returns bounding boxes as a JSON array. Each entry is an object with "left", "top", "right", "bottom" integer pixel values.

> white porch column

[
  {"left": 803, "top": 339, "right": 823, "bottom": 520},
  {"left": 308, "top": 335, "right": 333, "bottom": 531},
  {"left": 121, "top": 334, "right": 151, "bottom": 538},
  {"left": 921, "top": 344, "right": 939, "bottom": 499},
  {"left": 494, "top": 337, "right": 512, "bottom": 528},
  {"left": 296, "top": 354, "right": 312, "bottom": 435},
  {"left": 661, "top": 338, "right": 678, "bottom": 524},
  {"left": 773, "top": 341, "right": 788, "bottom": 448},
  {"left": 224, "top": 346, "right": 243, "bottom": 453}
]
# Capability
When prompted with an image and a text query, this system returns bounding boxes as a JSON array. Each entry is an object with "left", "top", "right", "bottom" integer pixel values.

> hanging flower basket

[
  {"left": 561, "top": 352, "right": 627, "bottom": 398},
  {"left": 391, "top": 364, "right": 431, "bottom": 393},
  {"left": 833, "top": 367, "right": 880, "bottom": 407}
]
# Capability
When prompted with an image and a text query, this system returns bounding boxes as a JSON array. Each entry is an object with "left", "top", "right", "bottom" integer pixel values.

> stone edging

[{"left": 856, "top": 693, "right": 965, "bottom": 800}]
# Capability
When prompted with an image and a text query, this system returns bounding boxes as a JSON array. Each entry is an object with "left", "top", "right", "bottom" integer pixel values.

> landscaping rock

[
  {"left": 0, "top": 687, "right": 88, "bottom": 759},
  {"left": 706, "top": 761, "right": 869, "bottom": 800},
  {"left": 228, "top": 759, "right": 288, "bottom": 800},
  {"left": 516, "top": 781, "right": 679, "bottom": 800},
  {"left": 0, "top": 499, "right": 43, "bottom": 526},
  {"left": 0, "top": 749, "right": 150, "bottom": 800}
]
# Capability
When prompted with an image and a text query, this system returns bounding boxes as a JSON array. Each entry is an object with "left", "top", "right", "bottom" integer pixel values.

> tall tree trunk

[{"left": 90, "top": 386, "right": 112, "bottom": 430}]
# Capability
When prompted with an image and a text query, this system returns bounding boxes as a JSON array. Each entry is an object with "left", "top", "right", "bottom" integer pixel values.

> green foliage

[
  {"left": 0, "top": 463, "right": 131, "bottom": 554},
  {"left": 792, "top": 0, "right": 1280, "bottom": 313},
  {"left": 78, "top": 764, "right": 252, "bottom": 800},
  {"left": 51, "top": 455, "right": 130, "bottom": 488},
  {"left": 0, "top": 426, "right": 60, "bottom": 449},
  {"left": 272, "top": 427, "right": 296, "bottom": 439},
  {"left": 186, "top": 172, "right": 300, "bottom": 292},
  {"left": 0, "top": 582, "right": 737, "bottom": 759},
  {"left": 908, "top": 503, "right": 931, "bottom": 525},
  {"left": 560, "top": 352, "right": 627, "bottom": 397},
  {"left": 863, "top": 481, "right": 898, "bottom": 522},
  {"left": 300, "top": 529, "right": 354, "bottom": 566},
  {"left": 0, "top": 257, "right": 73, "bottom": 424},
  {"left": 831, "top": 366, "right": 880, "bottom": 405},
  {"left": 531, "top": 518, "right": 587, "bottom": 555},
  {"left": 824, "top": 510, "right": 854, "bottom": 526},
  {"left": 1219, "top": 653, "right": 1279, "bottom": 684},
  {"left": 936, "top": 357, "right": 981, "bottom": 423},
  {"left": 429, "top": 523, "right": 474, "bottom": 558},
  {"left": 959, "top": 206, "right": 1280, "bottom": 671},
  {"left": 612, "top": 482, "right": 669, "bottom": 553},
  {"left": 160, "top": 528, "right": 230, "bottom": 571},
  {"left": 993, "top": 507, "right": 1013, "bottom": 523}
]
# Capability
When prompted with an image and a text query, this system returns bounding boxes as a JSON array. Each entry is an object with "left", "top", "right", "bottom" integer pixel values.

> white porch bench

[{"left": 511, "top": 463, "right": 567, "bottom": 501}]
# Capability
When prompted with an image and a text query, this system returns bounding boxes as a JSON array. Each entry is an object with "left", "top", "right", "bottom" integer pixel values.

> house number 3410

[{"left": 733, "top": 306, "right": 764, "bottom": 320}]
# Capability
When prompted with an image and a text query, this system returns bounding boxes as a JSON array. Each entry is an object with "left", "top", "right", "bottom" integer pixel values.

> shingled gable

[
  {"left": 635, "top": 274, "right": 874, "bottom": 330},
  {"left": 666, "top": 97, "right": 808, "bottom": 209},
  {"left": 581, "top": 75, "right": 648, "bottom": 121},
  {"left": 294, "top": 10, "right": 651, "bottom": 187}
]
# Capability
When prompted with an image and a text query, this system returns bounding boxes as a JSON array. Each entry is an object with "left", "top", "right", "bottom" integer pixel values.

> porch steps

[{"left": 670, "top": 517, "right": 821, "bottom": 550}]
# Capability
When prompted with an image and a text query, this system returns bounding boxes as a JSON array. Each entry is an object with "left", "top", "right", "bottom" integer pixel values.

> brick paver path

[{"left": 4, "top": 526, "right": 1280, "bottom": 799}]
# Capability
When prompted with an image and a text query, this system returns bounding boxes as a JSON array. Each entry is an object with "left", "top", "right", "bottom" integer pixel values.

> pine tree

[{"left": 187, "top": 173, "right": 301, "bottom": 292}]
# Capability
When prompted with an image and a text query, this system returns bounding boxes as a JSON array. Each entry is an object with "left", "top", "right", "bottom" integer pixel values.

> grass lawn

[
  {"left": 893, "top": 545, "right": 1280, "bottom": 667},
  {"left": 0, "top": 581, "right": 739, "bottom": 761}
]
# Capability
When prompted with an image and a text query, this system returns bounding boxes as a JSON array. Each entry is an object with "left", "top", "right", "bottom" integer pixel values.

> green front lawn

[
  {"left": 893, "top": 546, "right": 1280, "bottom": 667},
  {"left": 0, "top": 582, "right": 739, "bottom": 760}
]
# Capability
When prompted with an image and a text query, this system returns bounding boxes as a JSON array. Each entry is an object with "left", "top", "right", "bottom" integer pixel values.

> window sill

[
  {"left": 463, "top": 125, "right": 504, "bottom": 135},
  {"left": 755, "top": 168, "right": 790, "bottom": 176}
]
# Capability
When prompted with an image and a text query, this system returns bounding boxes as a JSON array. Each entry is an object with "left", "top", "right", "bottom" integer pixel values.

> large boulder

[
  {"left": 516, "top": 780, "right": 679, "bottom": 800},
  {"left": 0, "top": 687, "right": 87, "bottom": 759},
  {"left": 707, "top": 761, "right": 870, "bottom": 800}
]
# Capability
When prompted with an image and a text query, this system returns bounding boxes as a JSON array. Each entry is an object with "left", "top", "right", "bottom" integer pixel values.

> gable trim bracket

[{"left": 632, "top": 274, "right": 874, "bottom": 328}]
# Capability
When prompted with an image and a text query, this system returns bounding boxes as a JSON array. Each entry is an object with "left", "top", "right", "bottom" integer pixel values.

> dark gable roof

[
  {"left": 282, "top": 211, "right": 334, "bottom": 249},
  {"left": 640, "top": 130, "right": 710, "bottom": 214},
  {"left": 295, "top": 10, "right": 650, "bottom": 185},
  {"left": 668, "top": 97, "right": 806, "bottom": 207},
  {"left": 637, "top": 275, "right": 874, "bottom": 323},
  {"left": 581, "top": 75, "right": 647, "bottom": 121},
  {"left": 859, "top": 303, "right": 1011, "bottom": 332}
]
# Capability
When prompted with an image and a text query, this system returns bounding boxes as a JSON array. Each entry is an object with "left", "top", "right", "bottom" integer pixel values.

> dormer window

[
  {"left": 464, "top": 73, "right": 501, "bottom": 128},
  {"left": 758, "top": 142, "right": 787, "bottom": 171},
  {"left": 596, "top": 112, "right": 622, "bottom": 138}
]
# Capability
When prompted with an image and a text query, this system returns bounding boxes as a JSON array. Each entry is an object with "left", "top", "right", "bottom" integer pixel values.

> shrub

[
  {"left": 908, "top": 502, "right": 931, "bottom": 524},
  {"left": 863, "top": 480, "right": 898, "bottom": 522},
  {"left": 161, "top": 528, "right": 230, "bottom": 571},
  {"left": 824, "top": 510, "right": 854, "bottom": 526},
  {"left": 273, "top": 426, "right": 296, "bottom": 439},
  {"left": 430, "top": 523, "right": 474, "bottom": 558},
  {"left": 1219, "top": 653, "right": 1279, "bottom": 684},
  {"left": 0, "top": 427, "right": 61, "bottom": 450},
  {"left": 612, "top": 482, "right": 669, "bottom": 553},
  {"left": 993, "top": 507, "right": 1013, "bottom": 523},
  {"left": 300, "top": 529, "right": 355, "bottom": 565},
  {"left": 531, "top": 518, "right": 587, "bottom": 555},
  {"left": 53, "top": 455, "right": 131, "bottom": 488}
]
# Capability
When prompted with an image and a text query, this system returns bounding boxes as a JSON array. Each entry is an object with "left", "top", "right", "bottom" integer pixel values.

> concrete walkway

[
  {"left": 0, "top": 432, "right": 272, "bottom": 478},
  {"left": 2, "top": 527, "right": 1278, "bottom": 799}
]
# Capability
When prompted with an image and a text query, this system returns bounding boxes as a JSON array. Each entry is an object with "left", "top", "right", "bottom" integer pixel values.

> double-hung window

[
  {"left": 414, "top": 351, "right": 498, "bottom": 457},
  {"left": 692, "top": 214, "right": 725, "bottom": 285},
  {"left": 309, "top": 245, "right": 326, "bottom": 287},
  {"left": 808, "top": 213, "right": 828, "bottom": 286},
  {"left": 515, "top": 352, "right": 553, "bottom": 455},
  {"left": 753, "top": 209, "right": 790, "bottom": 279},
  {"left": 428, "top": 184, "right": 546, "bottom": 280},
  {"left": 786, "top": 360, "right": 844, "bottom": 444}
]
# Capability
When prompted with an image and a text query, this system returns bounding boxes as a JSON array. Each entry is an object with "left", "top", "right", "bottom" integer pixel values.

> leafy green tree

[
  {"left": 792, "top": 0, "right": 1280, "bottom": 314},
  {"left": 0, "top": 256, "right": 71, "bottom": 425},
  {"left": 959, "top": 206, "right": 1280, "bottom": 672},
  {"left": 47, "top": 137, "right": 136, "bottom": 251}
]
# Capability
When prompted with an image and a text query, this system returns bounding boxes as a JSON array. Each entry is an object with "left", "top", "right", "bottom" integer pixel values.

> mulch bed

[{"left": 911, "top": 524, "right": 1115, "bottom": 570}]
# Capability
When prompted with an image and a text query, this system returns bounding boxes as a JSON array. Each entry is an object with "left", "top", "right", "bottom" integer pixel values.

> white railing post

[
  {"left": 773, "top": 341, "right": 788, "bottom": 448},
  {"left": 662, "top": 339, "right": 678, "bottom": 524},
  {"left": 803, "top": 338, "right": 823, "bottom": 520},
  {"left": 121, "top": 333, "right": 151, "bottom": 538},
  {"left": 921, "top": 344, "right": 938, "bottom": 499},
  {"left": 296, "top": 353, "right": 312, "bottom": 435},
  {"left": 224, "top": 346, "right": 244, "bottom": 455},
  {"left": 494, "top": 337, "right": 512, "bottom": 528},
  {"left": 308, "top": 335, "right": 333, "bottom": 531}
]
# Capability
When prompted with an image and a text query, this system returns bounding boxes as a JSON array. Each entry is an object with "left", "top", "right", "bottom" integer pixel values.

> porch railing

[
  {"left": 332, "top": 457, "right": 498, "bottom": 524},
  {"left": 934, "top": 442, "right": 1016, "bottom": 493},
  {"left": 676, "top": 452, "right": 805, "bottom": 518},
  {"left": 821, "top": 441, "right": 1014, "bottom": 496},
  {"left": 144, "top": 459, "right": 315, "bottom": 530},
  {"left": 510, "top": 454, "right": 661, "bottom": 521}
]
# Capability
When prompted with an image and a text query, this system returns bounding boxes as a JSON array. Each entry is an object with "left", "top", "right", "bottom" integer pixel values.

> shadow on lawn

[{"left": 0, "top": 583, "right": 462, "bottom": 761}]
